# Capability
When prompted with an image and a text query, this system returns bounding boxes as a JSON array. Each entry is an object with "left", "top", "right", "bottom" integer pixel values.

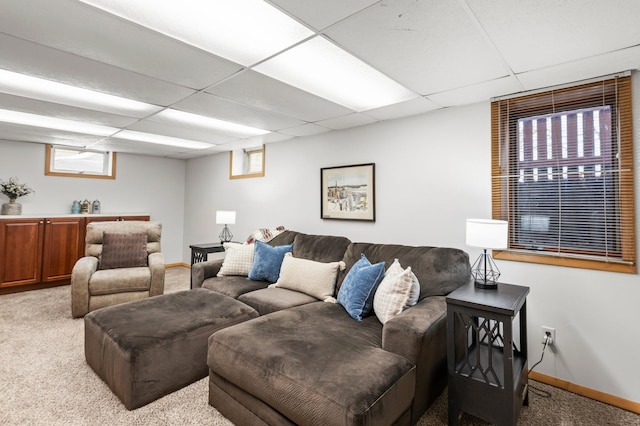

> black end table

[
  {"left": 189, "top": 243, "right": 226, "bottom": 288},
  {"left": 446, "top": 282, "right": 530, "bottom": 426}
]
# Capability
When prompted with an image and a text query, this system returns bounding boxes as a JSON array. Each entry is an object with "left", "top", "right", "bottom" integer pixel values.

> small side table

[
  {"left": 446, "top": 282, "right": 530, "bottom": 426},
  {"left": 189, "top": 243, "right": 225, "bottom": 288}
]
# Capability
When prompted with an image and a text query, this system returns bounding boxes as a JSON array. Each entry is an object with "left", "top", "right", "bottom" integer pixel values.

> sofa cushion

[
  {"left": 374, "top": 259, "right": 414, "bottom": 324},
  {"left": 292, "top": 233, "right": 351, "bottom": 262},
  {"left": 270, "top": 253, "right": 344, "bottom": 302},
  {"left": 339, "top": 243, "right": 470, "bottom": 300},
  {"left": 99, "top": 232, "right": 148, "bottom": 270},
  {"left": 217, "top": 243, "right": 254, "bottom": 277},
  {"left": 208, "top": 302, "right": 415, "bottom": 426},
  {"left": 202, "top": 275, "right": 269, "bottom": 299},
  {"left": 238, "top": 287, "right": 319, "bottom": 315},
  {"left": 248, "top": 241, "right": 293, "bottom": 283},
  {"left": 337, "top": 253, "right": 385, "bottom": 321}
]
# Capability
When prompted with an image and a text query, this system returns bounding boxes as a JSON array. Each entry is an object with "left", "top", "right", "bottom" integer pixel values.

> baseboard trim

[
  {"left": 166, "top": 262, "right": 191, "bottom": 268},
  {"left": 528, "top": 371, "right": 640, "bottom": 414}
]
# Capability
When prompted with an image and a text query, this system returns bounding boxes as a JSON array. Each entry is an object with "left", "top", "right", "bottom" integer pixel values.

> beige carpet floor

[{"left": 1, "top": 266, "right": 638, "bottom": 425}]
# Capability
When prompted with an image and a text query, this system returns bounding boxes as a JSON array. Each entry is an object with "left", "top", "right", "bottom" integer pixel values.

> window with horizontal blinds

[{"left": 491, "top": 75, "right": 636, "bottom": 273}]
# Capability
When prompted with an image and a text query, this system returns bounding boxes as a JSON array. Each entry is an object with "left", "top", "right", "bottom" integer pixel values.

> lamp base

[
  {"left": 470, "top": 250, "right": 501, "bottom": 290},
  {"left": 219, "top": 225, "right": 233, "bottom": 244},
  {"left": 474, "top": 279, "right": 498, "bottom": 290}
]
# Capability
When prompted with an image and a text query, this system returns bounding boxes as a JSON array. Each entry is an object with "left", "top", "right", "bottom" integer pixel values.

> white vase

[{"left": 1, "top": 200, "right": 22, "bottom": 215}]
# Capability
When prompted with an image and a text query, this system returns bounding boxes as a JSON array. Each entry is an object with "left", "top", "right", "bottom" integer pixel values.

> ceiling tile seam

[{"left": 456, "top": 0, "right": 525, "bottom": 92}]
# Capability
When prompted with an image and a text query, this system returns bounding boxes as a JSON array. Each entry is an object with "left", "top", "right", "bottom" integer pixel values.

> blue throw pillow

[
  {"left": 248, "top": 241, "right": 293, "bottom": 283},
  {"left": 337, "top": 254, "right": 385, "bottom": 321}
]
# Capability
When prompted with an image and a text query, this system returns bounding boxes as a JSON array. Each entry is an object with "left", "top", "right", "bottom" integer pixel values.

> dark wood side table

[
  {"left": 446, "top": 282, "right": 530, "bottom": 426},
  {"left": 189, "top": 243, "right": 225, "bottom": 288}
]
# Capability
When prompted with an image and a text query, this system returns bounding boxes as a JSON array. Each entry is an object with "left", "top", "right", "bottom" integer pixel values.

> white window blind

[{"left": 491, "top": 75, "right": 636, "bottom": 273}]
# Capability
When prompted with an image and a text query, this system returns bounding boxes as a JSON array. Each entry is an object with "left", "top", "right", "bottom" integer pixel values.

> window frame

[
  {"left": 45, "top": 144, "right": 117, "bottom": 180},
  {"left": 491, "top": 75, "right": 636, "bottom": 274}
]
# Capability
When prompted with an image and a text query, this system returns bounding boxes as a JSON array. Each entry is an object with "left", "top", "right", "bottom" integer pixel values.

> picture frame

[{"left": 321, "top": 163, "right": 375, "bottom": 221}]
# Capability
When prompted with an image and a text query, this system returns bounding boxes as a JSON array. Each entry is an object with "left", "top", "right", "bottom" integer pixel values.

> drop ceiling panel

[
  {"left": 469, "top": 0, "right": 640, "bottom": 74},
  {"left": 316, "top": 113, "right": 377, "bottom": 130},
  {"left": 0, "top": 93, "right": 139, "bottom": 128},
  {"left": 0, "top": 34, "right": 196, "bottom": 106},
  {"left": 516, "top": 46, "right": 640, "bottom": 92},
  {"left": 0, "top": 122, "right": 105, "bottom": 146},
  {"left": 206, "top": 70, "right": 353, "bottom": 122},
  {"left": 126, "top": 120, "right": 236, "bottom": 145},
  {"left": 428, "top": 76, "right": 523, "bottom": 107},
  {"left": 279, "top": 123, "right": 331, "bottom": 137},
  {"left": 364, "top": 97, "right": 441, "bottom": 121},
  {"left": 93, "top": 138, "right": 204, "bottom": 157},
  {"left": 269, "top": 0, "right": 380, "bottom": 31},
  {"left": 0, "top": 0, "right": 242, "bottom": 90},
  {"left": 325, "top": 0, "right": 511, "bottom": 95},
  {"left": 173, "top": 92, "right": 306, "bottom": 131}
]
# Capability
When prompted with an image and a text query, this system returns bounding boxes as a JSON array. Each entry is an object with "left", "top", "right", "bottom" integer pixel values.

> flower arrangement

[{"left": 1, "top": 177, "right": 35, "bottom": 202}]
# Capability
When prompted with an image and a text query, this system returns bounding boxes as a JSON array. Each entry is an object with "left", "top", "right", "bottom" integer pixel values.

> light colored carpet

[{"left": 1, "top": 266, "right": 638, "bottom": 425}]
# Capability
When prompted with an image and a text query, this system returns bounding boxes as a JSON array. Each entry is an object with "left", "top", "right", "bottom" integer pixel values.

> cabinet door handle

[{"left": 39, "top": 221, "right": 44, "bottom": 224}]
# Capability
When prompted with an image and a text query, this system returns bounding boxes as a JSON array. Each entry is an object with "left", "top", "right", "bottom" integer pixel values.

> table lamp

[
  {"left": 465, "top": 218, "right": 508, "bottom": 289},
  {"left": 216, "top": 210, "right": 236, "bottom": 243}
]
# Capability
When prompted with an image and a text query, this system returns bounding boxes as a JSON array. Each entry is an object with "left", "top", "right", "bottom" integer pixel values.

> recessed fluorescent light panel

[
  {"left": 78, "top": 0, "right": 314, "bottom": 66},
  {"left": 254, "top": 36, "right": 419, "bottom": 111},
  {"left": 112, "top": 130, "right": 215, "bottom": 150},
  {"left": 0, "top": 108, "right": 119, "bottom": 136},
  {"left": 152, "top": 109, "right": 270, "bottom": 138},
  {"left": 0, "top": 69, "right": 162, "bottom": 117}
]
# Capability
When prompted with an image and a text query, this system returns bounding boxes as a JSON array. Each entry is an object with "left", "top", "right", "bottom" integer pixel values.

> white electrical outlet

[{"left": 542, "top": 326, "right": 555, "bottom": 345}]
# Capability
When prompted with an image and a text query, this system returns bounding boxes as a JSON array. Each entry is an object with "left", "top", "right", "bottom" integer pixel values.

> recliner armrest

[
  {"left": 71, "top": 256, "right": 99, "bottom": 318},
  {"left": 148, "top": 252, "right": 165, "bottom": 296},
  {"left": 191, "top": 259, "right": 224, "bottom": 289}
]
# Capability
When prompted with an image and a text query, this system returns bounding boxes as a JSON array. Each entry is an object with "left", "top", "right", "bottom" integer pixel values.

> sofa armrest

[
  {"left": 191, "top": 259, "right": 224, "bottom": 289},
  {"left": 148, "top": 252, "right": 165, "bottom": 296},
  {"left": 382, "top": 296, "right": 448, "bottom": 423},
  {"left": 71, "top": 256, "right": 99, "bottom": 318}
]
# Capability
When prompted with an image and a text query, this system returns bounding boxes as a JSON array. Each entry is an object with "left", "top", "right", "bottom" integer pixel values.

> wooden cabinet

[
  {"left": 0, "top": 214, "right": 149, "bottom": 292},
  {"left": 0, "top": 218, "right": 44, "bottom": 287},
  {"left": 42, "top": 217, "right": 85, "bottom": 283}
]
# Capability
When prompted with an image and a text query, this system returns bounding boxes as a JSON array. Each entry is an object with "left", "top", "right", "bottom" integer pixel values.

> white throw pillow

[
  {"left": 373, "top": 259, "right": 413, "bottom": 324},
  {"left": 270, "top": 253, "right": 345, "bottom": 302},
  {"left": 404, "top": 271, "right": 420, "bottom": 309},
  {"left": 216, "top": 243, "right": 255, "bottom": 277}
]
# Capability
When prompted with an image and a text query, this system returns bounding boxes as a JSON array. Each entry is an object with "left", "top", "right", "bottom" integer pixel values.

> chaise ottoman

[{"left": 84, "top": 288, "right": 258, "bottom": 410}]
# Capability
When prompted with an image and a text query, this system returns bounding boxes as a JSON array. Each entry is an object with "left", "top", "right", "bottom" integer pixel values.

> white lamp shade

[
  {"left": 216, "top": 210, "right": 236, "bottom": 225},
  {"left": 466, "top": 219, "right": 508, "bottom": 249}
]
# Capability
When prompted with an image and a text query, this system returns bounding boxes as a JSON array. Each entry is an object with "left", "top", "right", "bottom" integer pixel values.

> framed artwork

[{"left": 321, "top": 163, "right": 375, "bottom": 221}]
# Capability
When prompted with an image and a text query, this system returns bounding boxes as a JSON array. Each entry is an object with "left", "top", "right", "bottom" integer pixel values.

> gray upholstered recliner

[{"left": 71, "top": 221, "right": 164, "bottom": 318}]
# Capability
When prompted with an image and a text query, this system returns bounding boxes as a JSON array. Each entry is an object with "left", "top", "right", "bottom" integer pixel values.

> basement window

[
  {"left": 491, "top": 75, "right": 636, "bottom": 273},
  {"left": 45, "top": 144, "right": 116, "bottom": 179}
]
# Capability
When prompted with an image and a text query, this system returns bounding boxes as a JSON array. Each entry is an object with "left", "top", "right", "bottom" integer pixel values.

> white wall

[
  {"left": 184, "top": 73, "right": 640, "bottom": 404},
  {"left": 0, "top": 140, "right": 186, "bottom": 263}
]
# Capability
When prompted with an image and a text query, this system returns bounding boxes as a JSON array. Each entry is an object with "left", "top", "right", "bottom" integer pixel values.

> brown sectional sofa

[{"left": 192, "top": 230, "right": 471, "bottom": 425}]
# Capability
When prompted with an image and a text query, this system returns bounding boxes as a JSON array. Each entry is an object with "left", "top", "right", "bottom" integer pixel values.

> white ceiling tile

[
  {"left": 125, "top": 120, "right": 236, "bottom": 145},
  {"left": 0, "top": 0, "right": 242, "bottom": 90},
  {"left": 270, "top": 0, "right": 379, "bottom": 31},
  {"left": 516, "top": 46, "right": 640, "bottom": 92},
  {"left": 0, "top": 34, "right": 196, "bottom": 107},
  {"left": 92, "top": 138, "right": 204, "bottom": 157},
  {"left": 364, "top": 97, "right": 441, "bottom": 121},
  {"left": 0, "top": 93, "right": 139, "bottom": 128},
  {"left": 279, "top": 123, "right": 332, "bottom": 137},
  {"left": 315, "top": 113, "right": 377, "bottom": 130},
  {"left": 0, "top": 122, "right": 105, "bottom": 146},
  {"left": 325, "top": 0, "right": 510, "bottom": 95},
  {"left": 469, "top": 0, "right": 640, "bottom": 73},
  {"left": 428, "top": 76, "right": 523, "bottom": 107},
  {"left": 206, "top": 70, "right": 353, "bottom": 122},
  {"left": 173, "top": 92, "right": 306, "bottom": 131}
]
